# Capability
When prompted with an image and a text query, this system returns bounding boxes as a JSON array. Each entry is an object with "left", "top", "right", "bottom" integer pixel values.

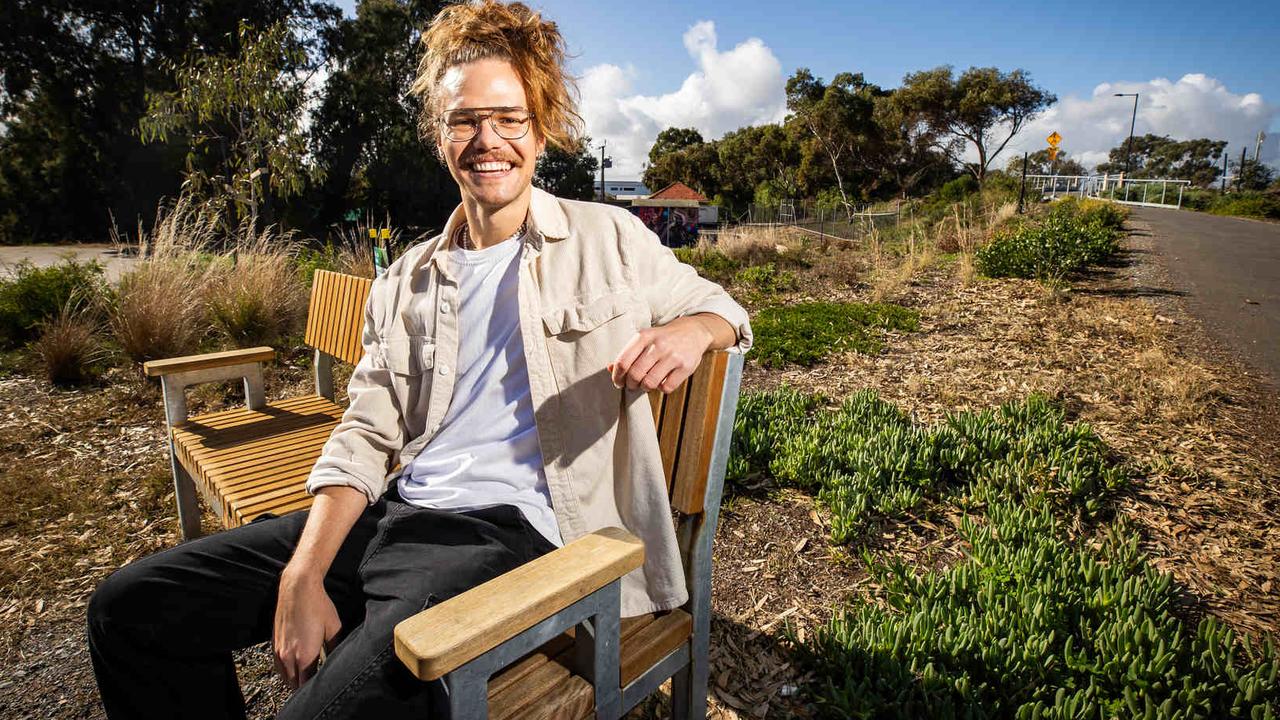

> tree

[
  {"left": 140, "top": 21, "right": 319, "bottom": 230},
  {"left": 715, "top": 123, "right": 801, "bottom": 212},
  {"left": 0, "top": 0, "right": 338, "bottom": 242},
  {"left": 535, "top": 136, "right": 599, "bottom": 200},
  {"left": 784, "top": 69, "right": 883, "bottom": 213},
  {"left": 307, "top": 0, "right": 454, "bottom": 233},
  {"left": 1006, "top": 149, "right": 1086, "bottom": 177},
  {"left": 871, "top": 92, "right": 950, "bottom": 198},
  {"left": 642, "top": 141, "right": 721, "bottom": 200},
  {"left": 647, "top": 127, "right": 704, "bottom": 167},
  {"left": 1095, "top": 134, "right": 1226, "bottom": 187},
  {"left": 894, "top": 66, "right": 1055, "bottom": 183}
]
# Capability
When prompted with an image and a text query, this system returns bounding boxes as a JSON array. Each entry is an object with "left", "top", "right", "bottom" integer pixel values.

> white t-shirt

[{"left": 397, "top": 229, "right": 562, "bottom": 547}]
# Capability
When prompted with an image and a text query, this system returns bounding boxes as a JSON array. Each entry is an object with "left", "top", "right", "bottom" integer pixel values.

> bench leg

[{"left": 168, "top": 444, "right": 202, "bottom": 541}]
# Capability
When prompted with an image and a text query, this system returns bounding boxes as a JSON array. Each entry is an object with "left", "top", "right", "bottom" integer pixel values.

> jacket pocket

[
  {"left": 374, "top": 334, "right": 436, "bottom": 376},
  {"left": 541, "top": 292, "right": 638, "bottom": 417}
]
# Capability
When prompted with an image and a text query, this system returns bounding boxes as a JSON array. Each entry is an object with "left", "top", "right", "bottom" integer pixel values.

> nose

[{"left": 470, "top": 116, "right": 506, "bottom": 150}]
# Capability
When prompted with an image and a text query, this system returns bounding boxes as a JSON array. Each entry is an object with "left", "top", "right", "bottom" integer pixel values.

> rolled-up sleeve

[
  {"left": 620, "top": 211, "right": 753, "bottom": 354},
  {"left": 305, "top": 283, "right": 405, "bottom": 503}
]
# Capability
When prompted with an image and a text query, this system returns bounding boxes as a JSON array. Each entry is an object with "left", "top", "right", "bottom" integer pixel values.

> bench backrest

[{"left": 305, "top": 270, "right": 373, "bottom": 365}]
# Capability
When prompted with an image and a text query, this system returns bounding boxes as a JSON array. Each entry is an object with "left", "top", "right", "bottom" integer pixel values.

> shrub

[
  {"left": 30, "top": 305, "right": 110, "bottom": 385},
  {"left": 800, "top": 503, "right": 1279, "bottom": 718},
  {"left": 734, "top": 263, "right": 798, "bottom": 294},
  {"left": 672, "top": 246, "right": 740, "bottom": 284},
  {"left": 0, "top": 260, "right": 106, "bottom": 349},
  {"left": 976, "top": 202, "right": 1121, "bottom": 283},
  {"left": 751, "top": 302, "right": 919, "bottom": 368},
  {"left": 936, "top": 175, "right": 979, "bottom": 204},
  {"left": 1208, "top": 193, "right": 1280, "bottom": 220}
]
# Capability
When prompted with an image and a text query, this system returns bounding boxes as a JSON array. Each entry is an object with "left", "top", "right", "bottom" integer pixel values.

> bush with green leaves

[
  {"left": 734, "top": 263, "right": 798, "bottom": 294},
  {"left": 0, "top": 260, "right": 106, "bottom": 349},
  {"left": 672, "top": 246, "right": 740, "bottom": 284},
  {"left": 729, "top": 389, "right": 1126, "bottom": 543},
  {"left": 751, "top": 302, "right": 919, "bottom": 368},
  {"left": 976, "top": 201, "right": 1121, "bottom": 283},
  {"left": 799, "top": 501, "right": 1279, "bottom": 719}
]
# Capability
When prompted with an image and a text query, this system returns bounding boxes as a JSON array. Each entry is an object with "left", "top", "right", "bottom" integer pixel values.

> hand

[
  {"left": 609, "top": 316, "right": 715, "bottom": 394},
  {"left": 273, "top": 568, "right": 342, "bottom": 690}
]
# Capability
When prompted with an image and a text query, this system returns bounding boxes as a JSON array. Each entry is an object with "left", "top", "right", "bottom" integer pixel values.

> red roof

[{"left": 649, "top": 181, "right": 708, "bottom": 202}]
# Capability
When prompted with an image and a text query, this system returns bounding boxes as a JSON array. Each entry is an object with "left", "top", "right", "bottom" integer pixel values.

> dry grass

[
  {"left": 112, "top": 258, "right": 210, "bottom": 364},
  {"left": 30, "top": 307, "right": 107, "bottom": 385},
  {"left": 206, "top": 228, "right": 308, "bottom": 348},
  {"left": 712, "top": 224, "right": 808, "bottom": 265}
]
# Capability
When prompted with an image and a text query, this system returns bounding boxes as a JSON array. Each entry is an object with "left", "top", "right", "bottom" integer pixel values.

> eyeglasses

[{"left": 439, "top": 106, "right": 535, "bottom": 142}]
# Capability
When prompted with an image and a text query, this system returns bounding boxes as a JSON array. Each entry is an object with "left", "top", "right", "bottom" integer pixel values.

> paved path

[
  {"left": 1132, "top": 207, "right": 1280, "bottom": 383},
  {"left": 0, "top": 244, "right": 138, "bottom": 283}
]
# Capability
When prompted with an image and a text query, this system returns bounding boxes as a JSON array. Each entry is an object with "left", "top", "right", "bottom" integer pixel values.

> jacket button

[
  {"left": 438, "top": 365, "right": 450, "bottom": 377},
  {"left": 440, "top": 301, "right": 450, "bottom": 313}
]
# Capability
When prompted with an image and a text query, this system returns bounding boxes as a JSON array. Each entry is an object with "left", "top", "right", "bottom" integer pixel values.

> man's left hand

[{"left": 610, "top": 314, "right": 733, "bottom": 394}]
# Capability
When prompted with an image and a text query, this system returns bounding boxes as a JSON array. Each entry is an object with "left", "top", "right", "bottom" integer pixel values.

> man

[{"left": 87, "top": 1, "right": 751, "bottom": 717}]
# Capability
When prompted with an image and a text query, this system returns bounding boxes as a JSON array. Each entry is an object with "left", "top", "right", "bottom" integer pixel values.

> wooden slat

[
  {"left": 670, "top": 353, "right": 729, "bottom": 515},
  {"left": 304, "top": 270, "right": 371, "bottom": 365},
  {"left": 658, "top": 381, "right": 690, "bottom": 494},
  {"left": 620, "top": 610, "right": 692, "bottom": 687},
  {"left": 489, "top": 656, "right": 573, "bottom": 720},
  {"left": 395, "top": 528, "right": 645, "bottom": 681},
  {"left": 142, "top": 347, "right": 275, "bottom": 377},
  {"left": 487, "top": 634, "right": 575, "bottom": 698}
]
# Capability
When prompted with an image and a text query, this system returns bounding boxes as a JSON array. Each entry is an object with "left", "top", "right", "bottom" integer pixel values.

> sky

[{"left": 336, "top": 0, "right": 1280, "bottom": 179}]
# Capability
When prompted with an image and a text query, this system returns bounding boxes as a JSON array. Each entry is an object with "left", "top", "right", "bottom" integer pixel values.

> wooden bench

[
  {"left": 144, "top": 269, "right": 746, "bottom": 718},
  {"left": 144, "top": 269, "right": 372, "bottom": 539}
]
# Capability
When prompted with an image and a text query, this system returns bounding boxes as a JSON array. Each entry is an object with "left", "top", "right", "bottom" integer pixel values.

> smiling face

[{"left": 436, "top": 58, "right": 546, "bottom": 212}]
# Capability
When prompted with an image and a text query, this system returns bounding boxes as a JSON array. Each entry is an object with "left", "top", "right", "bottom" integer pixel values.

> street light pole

[
  {"left": 1114, "top": 92, "right": 1139, "bottom": 176},
  {"left": 597, "top": 140, "right": 606, "bottom": 201}
]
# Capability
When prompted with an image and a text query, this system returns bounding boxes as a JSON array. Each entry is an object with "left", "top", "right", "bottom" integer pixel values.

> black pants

[{"left": 86, "top": 490, "right": 556, "bottom": 719}]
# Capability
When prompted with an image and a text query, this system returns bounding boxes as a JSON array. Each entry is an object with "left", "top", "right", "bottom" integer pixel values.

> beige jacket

[{"left": 306, "top": 186, "right": 752, "bottom": 616}]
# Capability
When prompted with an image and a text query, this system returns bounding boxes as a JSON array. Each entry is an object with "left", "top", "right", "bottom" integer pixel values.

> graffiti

[{"left": 629, "top": 206, "right": 699, "bottom": 247}]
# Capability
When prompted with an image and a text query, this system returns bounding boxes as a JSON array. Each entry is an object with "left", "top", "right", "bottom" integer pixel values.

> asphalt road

[
  {"left": 1133, "top": 207, "right": 1280, "bottom": 383},
  {"left": 0, "top": 244, "right": 137, "bottom": 283}
]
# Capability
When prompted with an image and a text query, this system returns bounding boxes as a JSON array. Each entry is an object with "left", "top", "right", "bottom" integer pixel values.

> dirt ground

[{"left": 1, "top": 217, "right": 1277, "bottom": 719}]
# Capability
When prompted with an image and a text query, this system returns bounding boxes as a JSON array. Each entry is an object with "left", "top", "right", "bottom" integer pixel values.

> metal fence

[
  {"left": 1025, "top": 174, "right": 1192, "bottom": 209},
  {"left": 733, "top": 199, "right": 905, "bottom": 241}
]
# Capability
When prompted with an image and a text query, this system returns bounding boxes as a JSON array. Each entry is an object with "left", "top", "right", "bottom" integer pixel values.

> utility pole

[
  {"left": 1114, "top": 93, "right": 1139, "bottom": 176},
  {"left": 1017, "top": 151, "right": 1028, "bottom": 214},
  {"left": 598, "top": 140, "right": 606, "bottom": 201},
  {"left": 1221, "top": 145, "right": 1228, "bottom": 193}
]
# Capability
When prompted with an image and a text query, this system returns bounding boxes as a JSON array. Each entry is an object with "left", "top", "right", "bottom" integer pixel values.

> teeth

[{"left": 471, "top": 161, "right": 511, "bottom": 172}]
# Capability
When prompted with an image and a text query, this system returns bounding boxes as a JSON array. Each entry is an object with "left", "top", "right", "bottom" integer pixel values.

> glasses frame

[{"left": 438, "top": 106, "right": 536, "bottom": 143}]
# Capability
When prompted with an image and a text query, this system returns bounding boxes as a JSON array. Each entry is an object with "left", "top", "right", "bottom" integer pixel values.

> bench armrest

[
  {"left": 394, "top": 527, "right": 644, "bottom": 682},
  {"left": 143, "top": 347, "right": 275, "bottom": 377}
]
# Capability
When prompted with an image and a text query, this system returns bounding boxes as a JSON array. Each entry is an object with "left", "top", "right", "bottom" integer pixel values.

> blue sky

[{"left": 335, "top": 0, "right": 1280, "bottom": 176}]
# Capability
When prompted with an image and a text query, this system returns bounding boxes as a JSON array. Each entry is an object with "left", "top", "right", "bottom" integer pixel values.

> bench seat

[
  {"left": 486, "top": 610, "right": 692, "bottom": 719},
  {"left": 171, "top": 394, "right": 344, "bottom": 528}
]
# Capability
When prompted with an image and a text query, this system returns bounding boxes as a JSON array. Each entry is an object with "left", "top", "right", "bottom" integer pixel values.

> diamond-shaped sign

[{"left": 1046, "top": 131, "right": 1062, "bottom": 147}]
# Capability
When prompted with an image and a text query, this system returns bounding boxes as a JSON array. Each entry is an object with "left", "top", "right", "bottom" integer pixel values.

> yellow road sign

[{"left": 1046, "top": 131, "right": 1062, "bottom": 147}]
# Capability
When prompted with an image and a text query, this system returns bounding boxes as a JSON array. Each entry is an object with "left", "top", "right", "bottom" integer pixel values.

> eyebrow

[{"left": 444, "top": 106, "right": 527, "bottom": 114}]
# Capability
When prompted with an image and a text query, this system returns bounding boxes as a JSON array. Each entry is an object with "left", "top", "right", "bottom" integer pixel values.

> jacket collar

[{"left": 427, "top": 185, "right": 567, "bottom": 277}]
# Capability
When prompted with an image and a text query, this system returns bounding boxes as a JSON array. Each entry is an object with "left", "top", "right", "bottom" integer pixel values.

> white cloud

[
  {"left": 578, "top": 21, "right": 788, "bottom": 179},
  {"left": 1000, "top": 74, "right": 1278, "bottom": 173}
]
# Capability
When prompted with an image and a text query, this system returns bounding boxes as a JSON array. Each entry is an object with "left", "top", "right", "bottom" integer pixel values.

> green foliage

[
  {"left": 936, "top": 175, "right": 979, "bottom": 204},
  {"left": 139, "top": 21, "right": 317, "bottom": 227},
  {"left": 729, "top": 390, "right": 1125, "bottom": 543},
  {"left": 1096, "top": 134, "right": 1228, "bottom": 187},
  {"left": 534, "top": 136, "right": 599, "bottom": 200},
  {"left": 0, "top": 260, "right": 106, "bottom": 349},
  {"left": 801, "top": 502, "right": 1279, "bottom": 718},
  {"left": 672, "top": 247, "right": 741, "bottom": 285},
  {"left": 751, "top": 302, "right": 920, "bottom": 368},
  {"left": 976, "top": 199, "right": 1122, "bottom": 282},
  {"left": 1184, "top": 190, "right": 1280, "bottom": 221},
  {"left": 734, "top": 263, "right": 798, "bottom": 294}
]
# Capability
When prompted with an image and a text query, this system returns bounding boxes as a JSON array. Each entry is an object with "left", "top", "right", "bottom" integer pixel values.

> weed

[{"left": 751, "top": 302, "right": 919, "bottom": 368}]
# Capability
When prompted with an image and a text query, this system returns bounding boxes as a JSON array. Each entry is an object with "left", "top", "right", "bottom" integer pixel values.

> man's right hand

[{"left": 273, "top": 566, "right": 342, "bottom": 689}]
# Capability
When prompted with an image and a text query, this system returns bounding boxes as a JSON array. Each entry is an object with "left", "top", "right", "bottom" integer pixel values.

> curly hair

[{"left": 410, "top": 0, "right": 585, "bottom": 163}]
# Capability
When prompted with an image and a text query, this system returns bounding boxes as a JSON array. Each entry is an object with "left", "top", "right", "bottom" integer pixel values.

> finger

[
  {"left": 611, "top": 333, "right": 648, "bottom": 386},
  {"left": 660, "top": 362, "right": 694, "bottom": 394},
  {"left": 641, "top": 356, "right": 680, "bottom": 392},
  {"left": 625, "top": 345, "right": 660, "bottom": 390}
]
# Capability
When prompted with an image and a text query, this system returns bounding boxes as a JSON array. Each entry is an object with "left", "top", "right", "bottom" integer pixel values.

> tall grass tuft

[
  {"left": 206, "top": 226, "right": 308, "bottom": 348},
  {"left": 31, "top": 301, "right": 110, "bottom": 385},
  {"left": 110, "top": 200, "right": 215, "bottom": 364}
]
